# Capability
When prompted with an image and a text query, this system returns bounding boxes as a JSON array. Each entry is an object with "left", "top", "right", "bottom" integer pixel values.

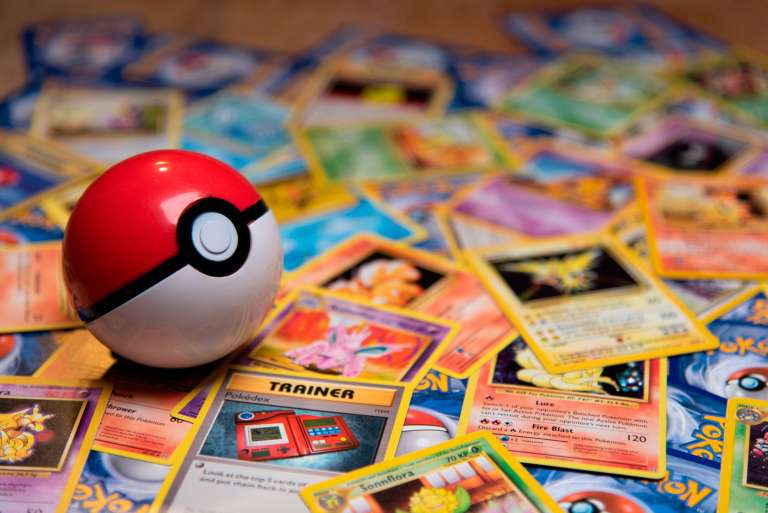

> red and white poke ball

[
  {"left": 62, "top": 150, "right": 282, "bottom": 368},
  {"left": 395, "top": 406, "right": 457, "bottom": 457}
]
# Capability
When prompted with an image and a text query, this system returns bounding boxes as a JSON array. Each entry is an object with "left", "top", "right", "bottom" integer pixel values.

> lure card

[
  {"left": 182, "top": 88, "right": 306, "bottom": 185},
  {"left": 300, "top": 431, "right": 564, "bottom": 513},
  {"left": 280, "top": 194, "right": 424, "bottom": 272},
  {"left": 0, "top": 376, "right": 111, "bottom": 513},
  {"left": 295, "top": 114, "right": 514, "bottom": 183},
  {"left": 282, "top": 235, "right": 516, "bottom": 378},
  {"left": 639, "top": 175, "right": 768, "bottom": 279},
  {"left": 680, "top": 51, "right": 768, "bottom": 127},
  {"left": 459, "top": 337, "right": 666, "bottom": 478},
  {"left": 500, "top": 55, "right": 667, "bottom": 137},
  {"left": 619, "top": 114, "right": 763, "bottom": 176},
  {"left": 0, "top": 243, "right": 81, "bottom": 333},
  {"left": 466, "top": 232, "right": 717, "bottom": 373},
  {"left": 69, "top": 450, "right": 169, "bottom": 513},
  {"left": 718, "top": 397, "right": 768, "bottom": 512},
  {"left": 22, "top": 16, "right": 146, "bottom": 80},
  {"left": 293, "top": 60, "right": 453, "bottom": 125},
  {"left": 232, "top": 287, "right": 457, "bottom": 384},
  {"left": 0, "top": 132, "right": 98, "bottom": 217},
  {"left": 38, "top": 330, "right": 210, "bottom": 464},
  {"left": 152, "top": 367, "right": 411, "bottom": 513},
  {"left": 530, "top": 451, "right": 720, "bottom": 513},
  {"left": 30, "top": 86, "right": 183, "bottom": 166},
  {"left": 502, "top": 4, "right": 721, "bottom": 58},
  {"left": 450, "top": 142, "right": 634, "bottom": 238},
  {"left": 121, "top": 34, "right": 288, "bottom": 98}
]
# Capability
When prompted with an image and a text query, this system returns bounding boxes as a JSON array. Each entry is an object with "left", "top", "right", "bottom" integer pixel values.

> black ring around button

[{"left": 176, "top": 197, "right": 251, "bottom": 278}]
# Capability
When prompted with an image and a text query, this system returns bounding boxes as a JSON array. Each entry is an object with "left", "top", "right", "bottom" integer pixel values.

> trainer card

[
  {"left": 639, "top": 175, "right": 768, "bottom": 279},
  {"left": 0, "top": 243, "right": 81, "bottom": 333},
  {"left": 450, "top": 143, "right": 634, "bottom": 238},
  {"left": 0, "top": 133, "right": 97, "bottom": 216},
  {"left": 530, "top": 451, "right": 720, "bottom": 513},
  {"left": 0, "top": 376, "right": 110, "bottom": 513},
  {"left": 466, "top": 233, "right": 717, "bottom": 373},
  {"left": 122, "top": 34, "right": 286, "bottom": 98},
  {"left": 681, "top": 51, "right": 768, "bottom": 127},
  {"left": 301, "top": 431, "right": 563, "bottom": 513},
  {"left": 620, "top": 115, "right": 761, "bottom": 176},
  {"left": 500, "top": 56, "right": 666, "bottom": 137},
  {"left": 234, "top": 287, "right": 456, "bottom": 384},
  {"left": 294, "top": 60, "right": 453, "bottom": 125},
  {"left": 38, "top": 330, "right": 207, "bottom": 464},
  {"left": 296, "top": 114, "right": 513, "bottom": 182},
  {"left": 182, "top": 89, "right": 305, "bottom": 185},
  {"left": 718, "top": 397, "right": 768, "bottom": 512},
  {"left": 459, "top": 337, "right": 666, "bottom": 478},
  {"left": 30, "top": 86, "right": 183, "bottom": 165},
  {"left": 152, "top": 367, "right": 410, "bottom": 513},
  {"left": 282, "top": 235, "right": 516, "bottom": 378},
  {"left": 69, "top": 450, "right": 169, "bottom": 513},
  {"left": 280, "top": 195, "right": 423, "bottom": 271},
  {"left": 22, "top": 16, "right": 146, "bottom": 79}
]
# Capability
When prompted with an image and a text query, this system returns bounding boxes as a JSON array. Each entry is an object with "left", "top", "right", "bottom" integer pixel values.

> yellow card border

[
  {"left": 299, "top": 430, "right": 565, "bottom": 513},
  {"left": 0, "top": 375, "right": 112, "bottom": 513},
  {"left": 457, "top": 358, "right": 668, "bottom": 479},
  {"left": 465, "top": 231, "right": 717, "bottom": 373}
]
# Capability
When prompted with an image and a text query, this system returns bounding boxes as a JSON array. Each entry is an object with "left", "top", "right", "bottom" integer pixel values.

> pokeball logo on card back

[
  {"left": 62, "top": 149, "right": 282, "bottom": 368},
  {"left": 560, "top": 491, "right": 650, "bottom": 513}
]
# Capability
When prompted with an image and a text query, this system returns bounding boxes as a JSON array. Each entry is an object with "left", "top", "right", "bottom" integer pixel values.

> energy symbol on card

[{"left": 0, "top": 405, "right": 54, "bottom": 463}]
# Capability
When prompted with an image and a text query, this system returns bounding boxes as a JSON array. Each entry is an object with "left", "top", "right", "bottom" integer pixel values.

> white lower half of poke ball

[{"left": 86, "top": 212, "right": 281, "bottom": 368}]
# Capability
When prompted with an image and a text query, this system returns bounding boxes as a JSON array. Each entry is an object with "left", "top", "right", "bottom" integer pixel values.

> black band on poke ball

[
  {"left": 176, "top": 197, "right": 251, "bottom": 278},
  {"left": 79, "top": 197, "right": 268, "bottom": 323}
]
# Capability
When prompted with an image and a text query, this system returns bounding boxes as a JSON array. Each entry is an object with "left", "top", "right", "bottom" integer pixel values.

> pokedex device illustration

[
  {"left": 62, "top": 150, "right": 282, "bottom": 368},
  {"left": 234, "top": 409, "right": 358, "bottom": 461}
]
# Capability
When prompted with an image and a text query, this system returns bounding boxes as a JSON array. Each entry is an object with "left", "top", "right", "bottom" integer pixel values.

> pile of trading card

[{"left": 2, "top": 5, "right": 768, "bottom": 512}]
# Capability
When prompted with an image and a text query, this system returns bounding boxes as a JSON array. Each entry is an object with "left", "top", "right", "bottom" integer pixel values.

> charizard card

[
  {"left": 466, "top": 233, "right": 716, "bottom": 373},
  {"left": 718, "top": 397, "right": 768, "bottom": 512},
  {"left": 0, "top": 376, "right": 110, "bottom": 513},
  {"left": 640, "top": 175, "right": 768, "bottom": 279},
  {"left": 301, "top": 431, "right": 564, "bottom": 513},
  {"left": 281, "top": 235, "right": 516, "bottom": 378},
  {"left": 152, "top": 367, "right": 411, "bottom": 513},
  {"left": 459, "top": 337, "right": 666, "bottom": 478},
  {"left": 234, "top": 287, "right": 457, "bottom": 384}
]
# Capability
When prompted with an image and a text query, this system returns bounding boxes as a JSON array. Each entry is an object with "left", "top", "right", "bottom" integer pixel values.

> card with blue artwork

[
  {"left": 280, "top": 195, "right": 423, "bottom": 271},
  {"left": 0, "top": 207, "right": 64, "bottom": 244},
  {"left": 530, "top": 451, "right": 719, "bottom": 513},
  {"left": 0, "top": 80, "right": 43, "bottom": 130},
  {"left": 0, "top": 331, "right": 62, "bottom": 376},
  {"left": 666, "top": 382, "right": 727, "bottom": 464},
  {"left": 69, "top": 450, "right": 169, "bottom": 513},
  {"left": 22, "top": 16, "right": 147, "bottom": 80}
]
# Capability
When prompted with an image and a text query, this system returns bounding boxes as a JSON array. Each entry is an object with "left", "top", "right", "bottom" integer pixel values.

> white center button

[{"left": 191, "top": 212, "right": 239, "bottom": 262}]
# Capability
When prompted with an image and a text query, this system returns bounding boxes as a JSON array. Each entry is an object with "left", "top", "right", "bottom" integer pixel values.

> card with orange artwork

[
  {"left": 639, "top": 174, "right": 768, "bottom": 280},
  {"left": 281, "top": 234, "right": 516, "bottom": 378},
  {"left": 0, "top": 242, "right": 81, "bottom": 333},
  {"left": 458, "top": 337, "right": 666, "bottom": 478},
  {"left": 232, "top": 287, "right": 457, "bottom": 384}
]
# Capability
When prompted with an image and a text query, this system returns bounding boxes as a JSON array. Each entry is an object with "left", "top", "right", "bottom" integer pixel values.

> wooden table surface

[{"left": 0, "top": 0, "right": 766, "bottom": 97}]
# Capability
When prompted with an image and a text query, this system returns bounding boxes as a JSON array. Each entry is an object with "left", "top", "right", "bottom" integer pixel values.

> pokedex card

[
  {"left": 152, "top": 367, "right": 410, "bottom": 513},
  {"left": 459, "top": 337, "right": 666, "bottom": 478},
  {"left": 300, "top": 431, "right": 564, "bottom": 513}
]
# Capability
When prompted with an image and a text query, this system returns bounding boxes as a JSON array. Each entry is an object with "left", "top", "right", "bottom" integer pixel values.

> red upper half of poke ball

[{"left": 63, "top": 150, "right": 261, "bottom": 311}]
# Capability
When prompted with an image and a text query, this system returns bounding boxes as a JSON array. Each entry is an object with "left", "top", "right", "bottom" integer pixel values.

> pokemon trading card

[
  {"left": 35, "top": 173, "right": 98, "bottom": 229},
  {"left": 259, "top": 176, "right": 357, "bottom": 224},
  {"left": 459, "top": 337, "right": 666, "bottom": 478},
  {"left": 281, "top": 235, "right": 516, "bottom": 378},
  {"left": 434, "top": 206, "right": 525, "bottom": 262},
  {"left": 467, "top": 233, "right": 716, "bottom": 373},
  {"left": 0, "top": 331, "right": 62, "bottom": 377},
  {"left": 151, "top": 367, "right": 411, "bottom": 513},
  {"left": 0, "top": 376, "right": 110, "bottom": 513},
  {"left": 301, "top": 431, "right": 564, "bottom": 513},
  {"left": 718, "top": 397, "right": 768, "bottom": 512},
  {"left": 234, "top": 287, "right": 457, "bottom": 384},
  {"left": 0, "top": 207, "right": 64, "bottom": 244},
  {"left": 639, "top": 175, "right": 768, "bottom": 279}
]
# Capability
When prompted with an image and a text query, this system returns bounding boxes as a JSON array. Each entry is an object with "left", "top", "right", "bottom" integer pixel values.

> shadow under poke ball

[{"left": 63, "top": 150, "right": 282, "bottom": 368}]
